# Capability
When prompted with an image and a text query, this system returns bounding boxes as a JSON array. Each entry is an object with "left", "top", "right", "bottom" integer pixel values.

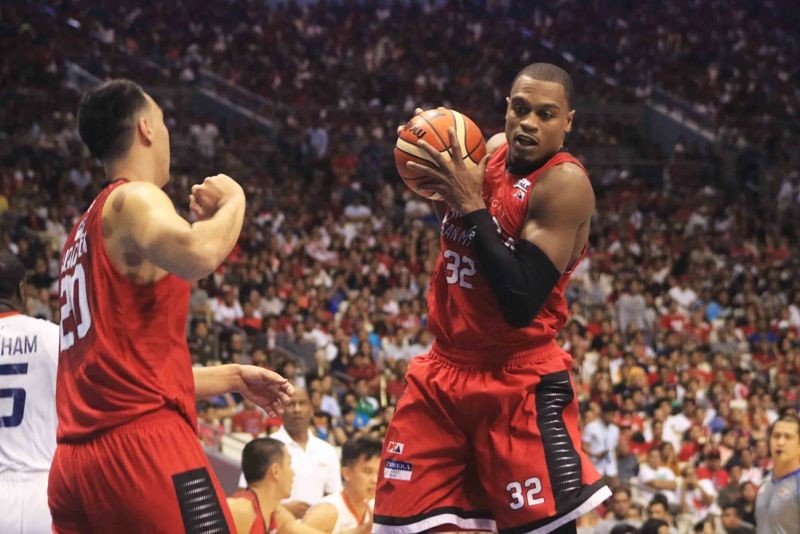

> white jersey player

[
  {"left": 0, "top": 252, "right": 59, "bottom": 533},
  {"left": 303, "top": 437, "right": 380, "bottom": 534}
]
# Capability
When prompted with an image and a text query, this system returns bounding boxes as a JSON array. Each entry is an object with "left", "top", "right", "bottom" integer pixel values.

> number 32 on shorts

[
  {"left": 443, "top": 250, "right": 476, "bottom": 288},
  {"left": 506, "top": 477, "right": 545, "bottom": 510}
]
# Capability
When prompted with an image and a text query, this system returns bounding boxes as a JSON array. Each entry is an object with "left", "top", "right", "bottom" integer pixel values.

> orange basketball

[{"left": 394, "top": 108, "right": 486, "bottom": 200}]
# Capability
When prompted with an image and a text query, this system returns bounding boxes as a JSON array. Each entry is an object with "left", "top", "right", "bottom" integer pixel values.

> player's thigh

[
  {"left": 63, "top": 414, "right": 233, "bottom": 533},
  {"left": 374, "top": 354, "right": 492, "bottom": 532},
  {"left": 473, "top": 369, "right": 607, "bottom": 532},
  {"left": 96, "top": 418, "right": 232, "bottom": 532}
]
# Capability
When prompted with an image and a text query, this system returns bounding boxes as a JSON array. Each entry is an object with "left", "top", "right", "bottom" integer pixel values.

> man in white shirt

[
  {"left": 0, "top": 251, "right": 59, "bottom": 533},
  {"left": 582, "top": 402, "right": 620, "bottom": 484},
  {"left": 636, "top": 448, "right": 678, "bottom": 507},
  {"left": 271, "top": 388, "right": 342, "bottom": 517},
  {"left": 662, "top": 398, "right": 694, "bottom": 451}
]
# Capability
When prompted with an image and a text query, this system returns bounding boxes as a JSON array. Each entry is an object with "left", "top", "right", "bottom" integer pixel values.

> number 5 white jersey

[{"left": 0, "top": 312, "right": 58, "bottom": 473}]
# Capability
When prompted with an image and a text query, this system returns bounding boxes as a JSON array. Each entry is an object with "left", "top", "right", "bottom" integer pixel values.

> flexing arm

[{"left": 104, "top": 176, "right": 245, "bottom": 281}]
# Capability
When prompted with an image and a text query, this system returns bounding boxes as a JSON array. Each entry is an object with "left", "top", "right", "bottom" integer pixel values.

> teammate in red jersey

[
  {"left": 47, "top": 79, "right": 293, "bottom": 533},
  {"left": 373, "top": 64, "right": 611, "bottom": 534}
]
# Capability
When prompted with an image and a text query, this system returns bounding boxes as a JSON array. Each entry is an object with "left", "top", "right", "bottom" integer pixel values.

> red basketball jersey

[
  {"left": 56, "top": 179, "right": 196, "bottom": 441},
  {"left": 230, "top": 489, "right": 276, "bottom": 534},
  {"left": 427, "top": 143, "right": 587, "bottom": 361}
]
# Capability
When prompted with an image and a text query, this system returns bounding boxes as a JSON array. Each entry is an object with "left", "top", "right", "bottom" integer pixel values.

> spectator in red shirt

[
  {"left": 696, "top": 449, "right": 729, "bottom": 491},
  {"left": 232, "top": 399, "right": 268, "bottom": 437}
]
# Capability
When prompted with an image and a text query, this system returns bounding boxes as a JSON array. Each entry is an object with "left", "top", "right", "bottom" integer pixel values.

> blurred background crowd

[{"left": 2, "top": 1, "right": 799, "bottom": 532}]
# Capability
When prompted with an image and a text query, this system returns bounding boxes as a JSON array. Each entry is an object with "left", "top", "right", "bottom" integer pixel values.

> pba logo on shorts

[
  {"left": 384, "top": 460, "right": 413, "bottom": 481},
  {"left": 387, "top": 441, "right": 405, "bottom": 454}
]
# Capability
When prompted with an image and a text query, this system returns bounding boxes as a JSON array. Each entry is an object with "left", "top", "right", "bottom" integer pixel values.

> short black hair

[
  {"left": 0, "top": 251, "right": 26, "bottom": 299},
  {"left": 512, "top": 63, "right": 574, "bottom": 108},
  {"left": 241, "top": 437, "right": 286, "bottom": 485},
  {"left": 341, "top": 436, "right": 382, "bottom": 468},
  {"left": 639, "top": 518, "right": 669, "bottom": 534},
  {"left": 769, "top": 412, "right": 800, "bottom": 439},
  {"left": 78, "top": 79, "right": 148, "bottom": 163}
]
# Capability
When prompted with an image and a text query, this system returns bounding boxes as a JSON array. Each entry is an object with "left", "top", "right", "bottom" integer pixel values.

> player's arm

[
  {"left": 301, "top": 502, "right": 338, "bottom": 533},
  {"left": 275, "top": 505, "right": 329, "bottom": 534},
  {"left": 193, "top": 364, "right": 293, "bottom": 418},
  {"left": 105, "top": 176, "right": 245, "bottom": 281},
  {"left": 462, "top": 163, "right": 594, "bottom": 327},
  {"left": 226, "top": 497, "right": 256, "bottom": 534}
]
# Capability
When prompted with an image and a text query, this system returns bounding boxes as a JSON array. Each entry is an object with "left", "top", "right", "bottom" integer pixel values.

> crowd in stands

[{"left": 3, "top": 2, "right": 800, "bottom": 533}]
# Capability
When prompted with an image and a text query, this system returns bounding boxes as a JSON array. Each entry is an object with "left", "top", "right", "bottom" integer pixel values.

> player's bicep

[
  {"left": 301, "top": 503, "right": 337, "bottom": 532},
  {"left": 520, "top": 164, "right": 594, "bottom": 272},
  {"left": 485, "top": 132, "right": 506, "bottom": 154},
  {"left": 108, "top": 183, "right": 215, "bottom": 278}
]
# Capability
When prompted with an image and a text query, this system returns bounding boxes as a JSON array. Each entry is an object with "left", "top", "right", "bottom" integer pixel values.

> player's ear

[
  {"left": 136, "top": 115, "right": 154, "bottom": 146},
  {"left": 565, "top": 110, "right": 575, "bottom": 133},
  {"left": 269, "top": 462, "right": 280, "bottom": 480},
  {"left": 17, "top": 281, "right": 26, "bottom": 307}
]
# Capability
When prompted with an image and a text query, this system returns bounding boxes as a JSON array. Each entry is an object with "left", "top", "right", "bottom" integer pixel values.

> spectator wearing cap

[{"left": 583, "top": 401, "right": 621, "bottom": 484}]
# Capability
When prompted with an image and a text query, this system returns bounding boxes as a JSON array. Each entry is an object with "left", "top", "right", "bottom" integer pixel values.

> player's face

[
  {"left": 278, "top": 447, "right": 295, "bottom": 499},
  {"left": 504, "top": 76, "right": 574, "bottom": 170},
  {"left": 144, "top": 93, "right": 171, "bottom": 186},
  {"left": 343, "top": 454, "right": 380, "bottom": 502},
  {"left": 770, "top": 420, "right": 800, "bottom": 463}
]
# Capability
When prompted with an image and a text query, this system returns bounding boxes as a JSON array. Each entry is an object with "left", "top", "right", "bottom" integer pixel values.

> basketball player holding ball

[{"left": 374, "top": 63, "right": 610, "bottom": 534}]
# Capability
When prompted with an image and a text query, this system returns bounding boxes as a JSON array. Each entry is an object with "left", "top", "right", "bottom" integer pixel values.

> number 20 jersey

[
  {"left": 56, "top": 179, "right": 196, "bottom": 442},
  {"left": 427, "top": 144, "right": 587, "bottom": 361}
]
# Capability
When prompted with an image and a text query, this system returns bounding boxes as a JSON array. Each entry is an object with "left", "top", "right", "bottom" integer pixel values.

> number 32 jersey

[
  {"left": 56, "top": 179, "right": 196, "bottom": 442},
  {"left": 427, "top": 144, "right": 587, "bottom": 362}
]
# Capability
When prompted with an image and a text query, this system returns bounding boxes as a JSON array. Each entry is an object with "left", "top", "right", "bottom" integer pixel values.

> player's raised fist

[{"left": 189, "top": 174, "right": 244, "bottom": 219}]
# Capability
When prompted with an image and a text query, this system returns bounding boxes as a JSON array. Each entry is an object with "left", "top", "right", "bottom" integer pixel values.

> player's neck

[
  {"left": 249, "top": 482, "right": 281, "bottom": 519},
  {"left": 773, "top": 459, "right": 800, "bottom": 479},
  {"left": 342, "top": 487, "right": 369, "bottom": 521},
  {"left": 106, "top": 153, "right": 162, "bottom": 187},
  {"left": 0, "top": 298, "right": 22, "bottom": 314}
]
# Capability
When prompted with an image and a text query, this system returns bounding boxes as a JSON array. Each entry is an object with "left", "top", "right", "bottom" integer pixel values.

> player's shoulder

[
  {"left": 11, "top": 313, "right": 58, "bottom": 334},
  {"left": 105, "top": 181, "right": 169, "bottom": 215}
]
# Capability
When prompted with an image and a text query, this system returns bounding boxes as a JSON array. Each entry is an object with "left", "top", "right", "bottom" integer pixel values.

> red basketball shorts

[
  {"left": 48, "top": 409, "right": 234, "bottom": 534},
  {"left": 374, "top": 342, "right": 611, "bottom": 534}
]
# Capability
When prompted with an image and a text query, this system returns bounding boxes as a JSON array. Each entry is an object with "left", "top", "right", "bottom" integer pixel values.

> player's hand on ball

[
  {"left": 238, "top": 365, "right": 295, "bottom": 418},
  {"left": 410, "top": 127, "right": 490, "bottom": 214},
  {"left": 395, "top": 107, "right": 447, "bottom": 136},
  {"left": 189, "top": 174, "right": 244, "bottom": 219}
]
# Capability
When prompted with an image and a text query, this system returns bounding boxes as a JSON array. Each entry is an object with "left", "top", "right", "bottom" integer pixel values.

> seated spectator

[
  {"left": 232, "top": 399, "right": 268, "bottom": 438},
  {"left": 636, "top": 449, "right": 678, "bottom": 507},
  {"left": 719, "top": 503, "right": 755, "bottom": 534},
  {"left": 595, "top": 487, "right": 642, "bottom": 534}
]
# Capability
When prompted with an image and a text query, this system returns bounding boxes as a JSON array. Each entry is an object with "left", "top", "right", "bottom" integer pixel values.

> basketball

[{"left": 394, "top": 108, "right": 487, "bottom": 200}]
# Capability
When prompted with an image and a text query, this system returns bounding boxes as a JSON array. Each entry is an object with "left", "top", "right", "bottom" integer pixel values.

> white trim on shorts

[
  {"left": 372, "top": 484, "right": 612, "bottom": 534},
  {"left": 521, "top": 484, "right": 612, "bottom": 534},
  {"left": 373, "top": 514, "right": 498, "bottom": 534}
]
